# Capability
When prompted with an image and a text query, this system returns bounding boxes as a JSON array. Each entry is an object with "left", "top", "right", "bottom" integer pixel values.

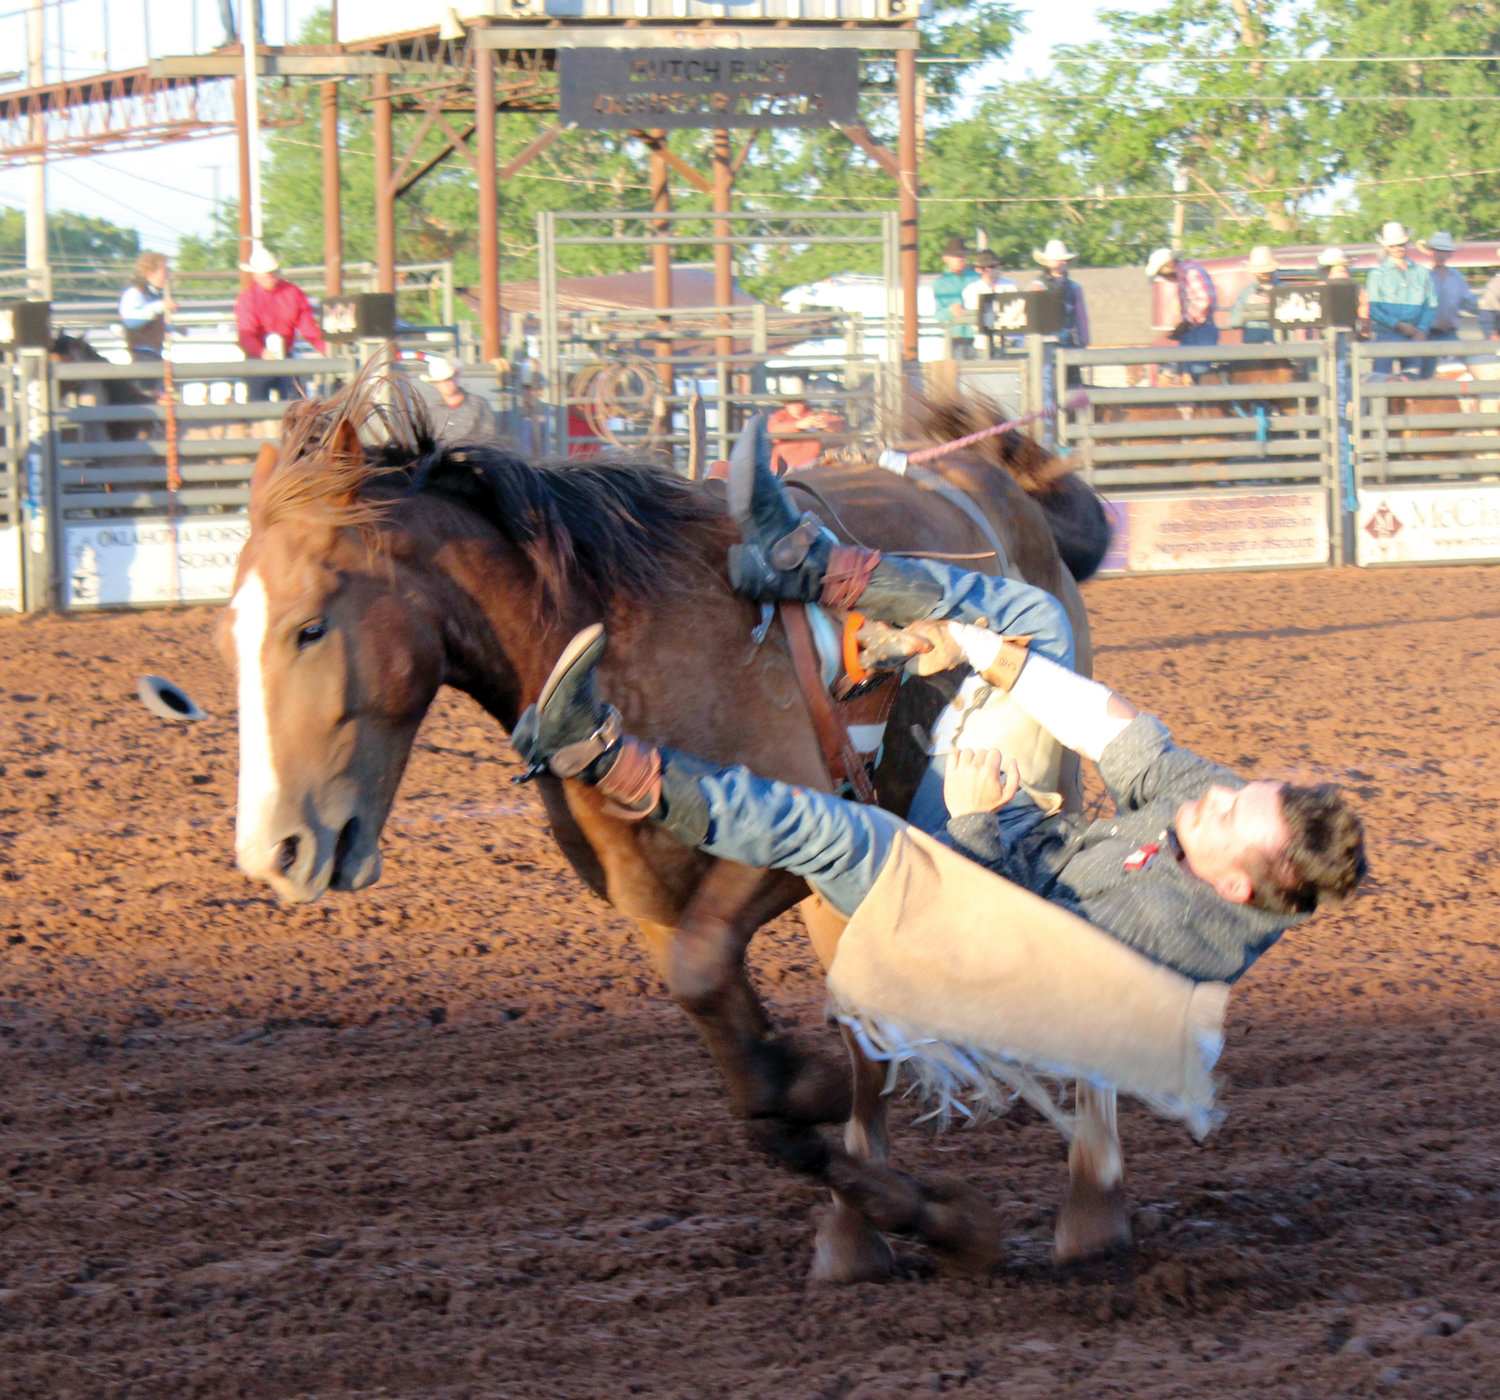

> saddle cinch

[{"left": 779, "top": 599, "right": 1067, "bottom": 818}]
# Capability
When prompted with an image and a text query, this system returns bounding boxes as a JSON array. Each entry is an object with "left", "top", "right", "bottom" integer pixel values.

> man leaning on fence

[
  {"left": 118, "top": 252, "right": 177, "bottom": 364},
  {"left": 1366, "top": 221, "right": 1436, "bottom": 379},
  {"left": 932, "top": 235, "right": 979, "bottom": 361},
  {"left": 234, "top": 243, "right": 328, "bottom": 405},
  {"left": 1425, "top": 231, "right": 1481, "bottom": 344},
  {"left": 1147, "top": 247, "right": 1219, "bottom": 380},
  {"left": 1228, "top": 246, "right": 1281, "bottom": 346}
]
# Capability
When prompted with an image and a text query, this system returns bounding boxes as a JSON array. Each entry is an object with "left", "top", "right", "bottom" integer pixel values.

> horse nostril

[
  {"left": 333, "top": 817, "right": 359, "bottom": 874},
  {"left": 276, "top": 835, "right": 301, "bottom": 877}
]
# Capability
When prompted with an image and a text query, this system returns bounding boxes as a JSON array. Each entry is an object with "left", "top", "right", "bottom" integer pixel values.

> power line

[{"left": 1053, "top": 52, "right": 1500, "bottom": 65}]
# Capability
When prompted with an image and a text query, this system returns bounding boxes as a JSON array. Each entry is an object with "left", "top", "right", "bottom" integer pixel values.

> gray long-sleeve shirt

[
  {"left": 437, "top": 390, "right": 500, "bottom": 445},
  {"left": 941, "top": 714, "right": 1301, "bottom": 983}
]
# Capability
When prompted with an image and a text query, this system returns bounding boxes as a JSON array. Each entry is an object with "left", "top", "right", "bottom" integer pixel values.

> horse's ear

[
  {"left": 248, "top": 443, "right": 279, "bottom": 528},
  {"left": 330, "top": 415, "right": 363, "bottom": 470}
]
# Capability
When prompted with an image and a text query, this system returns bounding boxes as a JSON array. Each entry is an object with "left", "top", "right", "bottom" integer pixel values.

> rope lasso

[{"left": 878, "top": 390, "right": 1090, "bottom": 474}]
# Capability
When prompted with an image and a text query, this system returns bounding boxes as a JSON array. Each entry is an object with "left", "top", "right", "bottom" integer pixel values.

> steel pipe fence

[{"left": 14, "top": 336, "right": 1500, "bottom": 611}]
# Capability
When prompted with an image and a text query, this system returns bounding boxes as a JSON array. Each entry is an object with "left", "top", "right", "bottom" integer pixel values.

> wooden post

[
  {"left": 712, "top": 128, "right": 734, "bottom": 387},
  {"left": 373, "top": 73, "right": 395, "bottom": 295},
  {"left": 897, "top": 48, "right": 919, "bottom": 365},
  {"left": 475, "top": 47, "right": 499, "bottom": 362},
  {"left": 649, "top": 131, "right": 672, "bottom": 392},
  {"left": 321, "top": 81, "right": 343, "bottom": 297},
  {"left": 234, "top": 75, "right": 253, "bottom": 290}
]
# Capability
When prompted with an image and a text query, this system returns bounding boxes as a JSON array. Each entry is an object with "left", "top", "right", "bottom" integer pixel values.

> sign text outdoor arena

[{"left": 559, "top": 48, "right": 859, "bottom": 129}]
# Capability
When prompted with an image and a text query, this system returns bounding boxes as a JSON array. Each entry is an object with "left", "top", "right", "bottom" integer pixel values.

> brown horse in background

[{"left": 220, "top": 379, "right": 1127, "bottom": 1281}]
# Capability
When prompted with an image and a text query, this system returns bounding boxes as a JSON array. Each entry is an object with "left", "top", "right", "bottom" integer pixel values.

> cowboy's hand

[
  {"left": 853, "top": 620, "right": 931, "bottom": 675},
  {"left": 901, "top": 621, "right": 968, "bottom": 677},
  {"left": 943, "top": 748, "right": 1020, "bottom": 817}
]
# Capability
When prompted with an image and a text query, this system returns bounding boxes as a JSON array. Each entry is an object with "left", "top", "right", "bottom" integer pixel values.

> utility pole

[
  {"left": 1170, "top": 168, "right": 1189, "bottom": 253},
  {"left": 241, "top": 0, "right": 264, "bottom": 249},
  {"left": 25, "top": 0, "right": 48, "bottom": 301}
]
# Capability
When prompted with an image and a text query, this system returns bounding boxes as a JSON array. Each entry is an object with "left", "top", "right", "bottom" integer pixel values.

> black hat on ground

[{"left": 138, "top": 675, "right": 206, "bottom": 722}]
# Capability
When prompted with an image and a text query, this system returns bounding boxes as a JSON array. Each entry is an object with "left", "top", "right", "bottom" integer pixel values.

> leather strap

[
  {"left": 598, "top": 737, "right": 663, "bottom": 820},
  {"left": 780, "top": 601, "right": 877, "bottom": 805},
  {"left": 549, "top": 708, "right": 622, "bottom": 779},
  {"left": 820, "top": 544, "right": 882, "bottom": 612}
]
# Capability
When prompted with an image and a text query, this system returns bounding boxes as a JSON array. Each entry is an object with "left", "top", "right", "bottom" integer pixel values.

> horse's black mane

[{"left": 270, "top": 377, "right": 725, "bottom": 612}]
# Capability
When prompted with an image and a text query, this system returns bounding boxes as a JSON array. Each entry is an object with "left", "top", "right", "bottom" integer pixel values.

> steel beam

[
  {"left": 896, "top": 47, "right": 918, "bottom": 364},
  {"left": 476, "top": 47, "right": 500, "bottom": 362},
  {"left": 373, "top": 73, "right": 396, "bottom": 295},
  {"left": 473, "top": 26, "right": 918, "bottom": 50},
  {"left": 321, "top": 82, "right": 343, "bottom": 297}
]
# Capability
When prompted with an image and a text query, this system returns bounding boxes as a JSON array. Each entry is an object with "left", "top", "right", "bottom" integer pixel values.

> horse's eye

[{"left": 296, "top": 619, "right": 327, "bottom": 649}]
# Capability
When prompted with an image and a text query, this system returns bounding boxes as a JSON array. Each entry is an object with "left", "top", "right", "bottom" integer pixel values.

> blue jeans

[
  {"left": 1371, "top": 326, "right": 1434, "bottom": 378},
  {"left": 691, "top": 564, "right": 1074, "bottom": 916},
  {"left": 1171, "top": 321, "right": 1219, "bottom": 379}
]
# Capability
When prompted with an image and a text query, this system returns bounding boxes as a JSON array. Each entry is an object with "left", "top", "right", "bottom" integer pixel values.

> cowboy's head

[
  {"left": 972, "top": 249, "right": 1003, "bottom": 285},
  {"left": 1427, "top": 229, "right": 1457, "bottom": 269},
  {"left": 1174, "top": 781, "right": 1366, "bottom": 912},
  {"left": 941, "top": 235, "right": 969, "bottom": 275},
  {"left": 241, "top": 242, "right": 282, "bottom": 291},
  {"left": 1246, "top": 245, "right": 1279, "bottom": 285},
  {"left": 1033, "top": 238, "right": 1076, "bottom": 277},
  {"left": 1146, "top": 248, "right": 1178, "bottom": 282},
  {"left": 1379, "top": 221, "right": 1411, "bottom": 269},
  {"left": 421, "top": 356, "right": 465, "bottom": 406},
  {"left": 1319, "top": 247, "right": 1351, "bottom": 280}
]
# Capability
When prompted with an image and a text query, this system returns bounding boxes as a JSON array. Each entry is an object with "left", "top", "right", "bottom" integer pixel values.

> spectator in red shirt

[
  {"left": 235, "top": 244, "right": 327, "bottom": 404},
  {"left": 766, "top": 376, "right": 846, "bottom": 475}
]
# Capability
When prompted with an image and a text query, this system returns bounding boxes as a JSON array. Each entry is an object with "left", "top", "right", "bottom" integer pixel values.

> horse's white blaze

[{"left": 231, "top": 569, "right": 280, "bottom": 871}]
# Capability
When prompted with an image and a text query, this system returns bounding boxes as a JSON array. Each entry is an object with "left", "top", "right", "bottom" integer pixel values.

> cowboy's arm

[
  {"left": 292, "top": 288, "right": 328, "bottom": 356},
  {"left": 234, "top": 291, "right": 266, "bottom": 358},
  {"left": 1413, "top": 273, "right": 1438, "bottom": 334},
  {"left": 1228, "top": 284, "right": 1253, "bottom": 328}
]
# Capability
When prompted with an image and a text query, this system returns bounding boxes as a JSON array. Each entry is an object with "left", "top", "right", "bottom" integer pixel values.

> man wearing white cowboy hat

[
  {"left": 1146, "top": 246, "right": 1219, "bottom": 378},
  {"left": 1029, "top": 238, "right": 1090, "bottom": 349},
  {"left": 233, "top": 242, "right": 328, "bottom": 403},
  {"left": 421, "top": 356, "right": 500, "bottom": 445},
  {"left": 1423, "top": 230, "right": 1480, "bottom": 342},
  {"left": 1366, "top": 220, "right": 1436, "bottom": 377},
  {"left": 1228, "top": 246, "right": 1281, "bottom": 346}
]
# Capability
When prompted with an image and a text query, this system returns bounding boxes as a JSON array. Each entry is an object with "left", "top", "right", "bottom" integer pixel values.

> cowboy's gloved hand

[
  {"left": 853, "top": 620, "right": 932, "bottom": 675},
  {"left": 901, "top": 621, "right": 969, "bottom": 677}
]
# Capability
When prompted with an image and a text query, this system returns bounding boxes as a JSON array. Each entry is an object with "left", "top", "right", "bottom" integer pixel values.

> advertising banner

[
  {"left": 0, "top": 523, "right": 20, "bottom": 611},
  {"left": 1357, "top": 486, "right": 1500, "bottom": 565},
  {"left": 64, "top": 515, "right": 250, "bottom": 609},
  {"left": 1102, "top": 489, "right": 1329, "bottom": 573}
]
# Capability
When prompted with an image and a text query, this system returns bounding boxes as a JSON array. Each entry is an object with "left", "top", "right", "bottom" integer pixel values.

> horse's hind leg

[
  {"left": 810, "top": 1027, "right": 895, "bottom": 1283},
  {"left": 1054, "top": 1084, "right": 1133, "bottom": 1263}
]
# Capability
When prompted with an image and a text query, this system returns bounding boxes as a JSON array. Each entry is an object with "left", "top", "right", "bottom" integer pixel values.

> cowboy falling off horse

[{"left": 222, "top": 381, "right": 1367, "bottom": 1279}]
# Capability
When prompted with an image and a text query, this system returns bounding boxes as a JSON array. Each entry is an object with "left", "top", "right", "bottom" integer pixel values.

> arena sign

[
  {"left": 63, "top": 516, "right": 250, "bottom": 609},
  {"left": 0, "top": 523, "right": 20, "bottom": 611},
  {"left": 558, "top": 48, "right": 859, "bottom": 129},
  {"left": 1101, "top": 489, "right": 1330, "bottom": 573},
  {"left": 1357, "top": 486, "right": 1500, "bottom": 566}
]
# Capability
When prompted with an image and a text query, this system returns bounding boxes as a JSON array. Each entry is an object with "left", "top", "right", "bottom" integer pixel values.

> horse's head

[{"left": 220, "top": 416, "right": 449, "bottom": 904}]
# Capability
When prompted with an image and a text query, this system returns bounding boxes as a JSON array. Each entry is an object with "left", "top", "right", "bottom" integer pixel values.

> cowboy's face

[
  {"left": 1040, "top": 259, "right": 1070, "bottom": 276},
  {"left": 1155, "top": 258, "right": 1177, "bottom": 279},
  {"left": 252, "top": 270, "right": 279, "bottom": 291},
  {"left": 979, "top": 265, "right": 1002, "bottom": 285},
  {"left": 1174, "top": 781, "right": 1291, "bottom": 904},
  {"left": 1432, "top": 249, "right": 1451, "bottom": 269},
  {"left": 147, "top": 265, "right": 169, "bottom": 289},
  {"left": 1256, "top": 269, "right": 1276, "bottom": 285},
  {"left": 437, "top": 376, "right": 464, "bottom": 405},
  {"left": 942, "top": 254, "right": 968, "bottom": 274},
  {"left": 1388, "top": 241, "right": 1409, "bottom": 268}
]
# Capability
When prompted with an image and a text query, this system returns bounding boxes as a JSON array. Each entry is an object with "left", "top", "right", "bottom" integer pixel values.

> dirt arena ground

[{"left": 2, "top": 564, "right": 1498, "bottom": 1400}]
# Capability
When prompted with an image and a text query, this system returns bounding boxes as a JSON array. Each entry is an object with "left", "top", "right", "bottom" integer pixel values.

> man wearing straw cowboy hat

[
  {"left": 507, "top": 440, "right": 1367, "bottom": 1142},
  {"left": 1146, "top": 246, "right": 1219, "bottom": 379},
  {"left": 1366, "top": 220, "right": 1436, "bottom": 377},
  {"left": 1228, "top": 246, "right": 1282, "bottom": 345},
  {"left": 421, "top": 355, "right": 500, "bottom": 445},
  {"left": 1030, "top": 238, "right": 1090, "bottom": 428},
  {"left": 234, "top": 242, "right": 328, "bottom": 404},
  {"left": 1030, "top": 238, "right": 1090, "bottom": 350}
]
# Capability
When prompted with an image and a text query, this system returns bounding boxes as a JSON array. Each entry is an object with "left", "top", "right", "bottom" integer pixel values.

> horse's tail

[{"left": 904, "top": 391, "right": 1113, "bottom": 582}]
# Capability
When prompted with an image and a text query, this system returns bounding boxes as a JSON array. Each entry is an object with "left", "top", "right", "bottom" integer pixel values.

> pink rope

[{"left": 905, "top": 390, "right": 1091, "bottom": 465}]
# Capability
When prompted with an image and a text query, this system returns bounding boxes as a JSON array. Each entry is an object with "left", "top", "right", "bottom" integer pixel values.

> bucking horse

[{"left": 220, "top": 377, "right": 1134, "bottom": 1280}]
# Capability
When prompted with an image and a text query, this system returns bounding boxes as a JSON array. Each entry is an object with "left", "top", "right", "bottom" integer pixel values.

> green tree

[
  {"left": 1310, "top": 0, "right": 1500, "bottom": 241},
  {"left": 0, "top": 207, "right": 140, "bottom": 269}
]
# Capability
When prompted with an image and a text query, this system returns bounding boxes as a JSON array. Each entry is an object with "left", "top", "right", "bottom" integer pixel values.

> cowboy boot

[
  {"left": 511, "top": 624, "right": 713, "bottom": 847},
  {"left": 725, "top": 414, "right": 944, "bottom": 626}
]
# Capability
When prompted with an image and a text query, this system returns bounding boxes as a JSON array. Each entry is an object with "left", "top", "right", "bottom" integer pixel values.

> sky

[{"left": 0, "top": 0, "right": 1122, "bottom": 257}]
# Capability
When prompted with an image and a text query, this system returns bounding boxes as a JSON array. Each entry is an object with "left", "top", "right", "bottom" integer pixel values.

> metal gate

[
  {"left": 535, "top": 207, "right": 901, "bottom": 467},
  {"left": 1056, "top": 341, "right": 1342, "bottom": 572}
]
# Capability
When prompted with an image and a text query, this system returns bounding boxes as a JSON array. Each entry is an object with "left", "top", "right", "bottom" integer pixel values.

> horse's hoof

[
  {"left": 920, "top": 1179, "right": 1002, "bottom": 1277},
  {"left": 809, "top": 1203, "right": 895, "bottom": 1285},
  {"left": 1053, "top": 1178, "right": 1133, "bottom": 1265}
]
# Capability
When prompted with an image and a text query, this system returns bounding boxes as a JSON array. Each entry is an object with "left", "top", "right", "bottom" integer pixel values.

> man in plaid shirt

[{"left": 1147, "top": 247, "right": 1220, "bottom": 380}]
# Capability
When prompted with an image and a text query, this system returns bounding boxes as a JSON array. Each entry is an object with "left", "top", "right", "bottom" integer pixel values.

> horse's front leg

[
  {"left": 810, "top": 1026, "right": 895, "bottom": 1283},
  {"left": 649, "top": 858, "right": 853, "bottom": 1125},
  {"left": 1055, "top": 1083, "right": 1133, "bottom": 1262}
]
